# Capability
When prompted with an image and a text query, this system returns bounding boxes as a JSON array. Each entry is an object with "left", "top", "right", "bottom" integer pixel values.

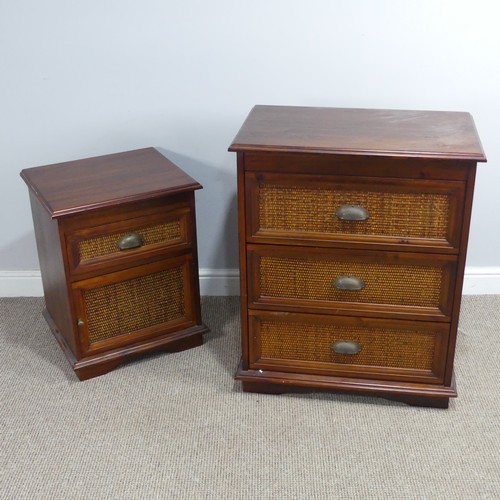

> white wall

[{"left": 1, "top": 0, "right": 499, "bottom": 295}]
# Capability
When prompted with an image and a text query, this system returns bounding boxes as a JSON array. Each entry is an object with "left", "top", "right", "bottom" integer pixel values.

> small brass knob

[{"left": 77, "top": 319, "right": 84, "bottom": 327}]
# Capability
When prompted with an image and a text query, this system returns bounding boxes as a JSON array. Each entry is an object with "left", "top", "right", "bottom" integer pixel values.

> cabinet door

[{"left": 72, "top": 256, "right": 197, "bottom": 355}]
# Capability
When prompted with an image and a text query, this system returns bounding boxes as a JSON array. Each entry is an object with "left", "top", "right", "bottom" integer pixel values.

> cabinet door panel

[{"left": 72, "top": 256, "right": 196, "bottom": 355}]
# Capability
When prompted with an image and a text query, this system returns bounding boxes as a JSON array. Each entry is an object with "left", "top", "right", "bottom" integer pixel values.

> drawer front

[
  {"left": 247, "top": 245, "right": 456, "bottom": 320},
  {"left": 72, "top": 256, "right": 196, "bottom": 354},
  {"left": 249, "top": 311, "right": 448, "bottom": 383},
  {"left": 67, "top": 207, "right": 191, "bottom": 276},
  {"left": 246, "top": 172, "right": 465, "bottom": 251}
]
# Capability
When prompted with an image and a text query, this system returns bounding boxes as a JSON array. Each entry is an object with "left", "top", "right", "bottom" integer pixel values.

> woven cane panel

[
  {"left": 258, "top": 320, "right": 436, "bottom": 370},
  {"left": 84, "top": 266, "right": 185, "bottom": 344},
  {"left": 79, "top": 219, "right": 182, "bottom": 261},
  {"left": 258, "top": 185, "right": 450, "bottom": 240},
  {"left": 259, "top": 256, "right": 444, "bottom": 308}
]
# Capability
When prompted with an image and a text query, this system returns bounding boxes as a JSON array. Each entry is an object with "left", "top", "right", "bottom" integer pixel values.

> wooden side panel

[
  {"left": 237, "top": 153, "right": 250, "bottom": 369},
  {"left": 29, "top": 192, "right": 79, "bottom": 357},
  {"left": 444, "top": 164, "right": 478, "bottom": 385},
  {"left": 187, "top": 191, "right": 204, "bottom": 327}
]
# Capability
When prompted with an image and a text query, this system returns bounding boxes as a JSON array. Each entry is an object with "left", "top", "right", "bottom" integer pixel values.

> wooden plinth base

[
  {"left": 43, "top": 309, "right": 208, "bottom": 381},
  {"left": 236, "top": 361, "right": 456, "bottom": 409}
]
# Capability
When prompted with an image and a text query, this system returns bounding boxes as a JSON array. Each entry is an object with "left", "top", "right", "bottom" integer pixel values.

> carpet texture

[{"left": 1, "top": 296, "right": 499, "bottom": 499}]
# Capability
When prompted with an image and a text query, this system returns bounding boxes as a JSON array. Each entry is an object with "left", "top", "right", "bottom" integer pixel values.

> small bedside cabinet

[
  {"left": 229, "top": 105, "right": 486, "bottom": 408},
  {"left": 21, "top": 148, "right": 208, "bottom": 380}
]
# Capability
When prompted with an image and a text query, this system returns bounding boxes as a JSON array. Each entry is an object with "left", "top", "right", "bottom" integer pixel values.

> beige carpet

[{"left": 1, "top": 296, "right": 499, "bottom": 499}]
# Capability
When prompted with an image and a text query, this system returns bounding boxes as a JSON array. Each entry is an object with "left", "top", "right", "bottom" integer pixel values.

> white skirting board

[
  {"left": 0, "top": 269, "right": 241, "bottom": 297},
  {"left": 0, "top": 267, "right": 499, "bottom": 297}
]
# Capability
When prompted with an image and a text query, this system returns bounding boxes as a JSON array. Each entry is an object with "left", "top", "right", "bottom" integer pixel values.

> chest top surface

[
  {"left": 229, "top": 105, "right": 486, "bottom": 162},
  {"left": 21, "top": 147, "right": 201, "bottom": 218}
]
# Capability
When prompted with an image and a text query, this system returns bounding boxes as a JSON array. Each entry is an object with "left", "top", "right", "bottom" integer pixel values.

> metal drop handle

[
  {"left": 331, "top": 340, "right": 362, "bottom": 355},
  {"left": 336, "top": 205, "right": 369, "bottom": 221},
  {"left": 117, "top": 232, "right": 144, "bottom": 251},
  {"left": 333, "top": 275, "right": 365, "bottom": 291}
]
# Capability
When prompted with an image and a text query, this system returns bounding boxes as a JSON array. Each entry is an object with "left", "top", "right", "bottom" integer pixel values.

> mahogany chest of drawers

[
  {"left": 21, "top": 148, "right": 207, "bottom": 380},
  {"left": 229, "top": 105, "right": 486, "bottom": 408}
]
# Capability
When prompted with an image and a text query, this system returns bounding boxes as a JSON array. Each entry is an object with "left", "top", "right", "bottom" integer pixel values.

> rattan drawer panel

[
  {"left": 246, "top": 172, "right": 465, "bottom": 251},
  {"left": 67, "top": 207, "right": 190, "bottom": 275},
  {"left": 79, "top": 220, "right": 181, "bottom": 261},
  {"left": 73, "top": 257, "right": 195, "bottom": 354},
  {"left": 249, "top": 311, "right": 448, "bottom": 382},
  {"left": 248, "top": 246, "right": 456, "bottom": 319}
]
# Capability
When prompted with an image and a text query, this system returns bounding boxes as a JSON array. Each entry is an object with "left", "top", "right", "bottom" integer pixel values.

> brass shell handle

[
  {"left": 333, "top": 275, "right": 365, "bottom": 291},
  {"left": 331, "top": 340, "right": 362, "bottom": 355},
  {"left": 117, "top": 232, "right": 144, "bottom": 251},
  {"left": 336, "top": 205, "right": 369, "bottom": 221}
]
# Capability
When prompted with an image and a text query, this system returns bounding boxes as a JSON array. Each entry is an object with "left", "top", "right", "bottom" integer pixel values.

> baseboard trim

[
  {"left": 199, "top": 268, "right": 240, "bottom": 296},
  {"left": 461, "top": 267, "right": 500, "bottom": 295},
  {"left": 0, "top": 271, "right": 44, "bottom": 297},
  {"left": 0, "top": 269, "right": 241, "bottom": 297},
  {"left": 1, "top": 267, "right": 499, "bottom": 297}
]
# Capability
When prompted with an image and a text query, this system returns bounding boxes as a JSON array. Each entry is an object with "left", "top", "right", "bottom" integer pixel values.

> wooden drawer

[
  {"left": 72, "top": 255, "right": 196, "bottom": 355},
  {"left": 249, "top": 310, "right": 449, "bottom": 383},
  {"left": 246, "top": 172, "right": 465, "bottom": 252},
  {"left": 66, "top": 206, "right": 191, "bottom": 276},
  {"left": 247, "top": 245, "right": 457, "bottom": 320}
]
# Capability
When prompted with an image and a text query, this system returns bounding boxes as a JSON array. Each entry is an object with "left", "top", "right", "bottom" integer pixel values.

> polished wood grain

[
  {"left": 244, "top": 152, "right": 471, "bottom": 180},
  {"left": 230, "top": 105, "right": 485, "bottom": 408},
  {"left": 22, "top": 149, "right": 207, "bottom": 380},
  {"left": 229, "top": 105, "right": 487, "bottom": 161},
  {"left": 30, "top": 192, "right": 79, "bottom": 357},
  {"left": 237, "top": 153, "right": 250, "bottom": 369},
  {"left": 20, "top": 147, "right": 202, "bottom": 218},
  {"left": 444, "top": 165, "right": 478, "bottom": 386}
]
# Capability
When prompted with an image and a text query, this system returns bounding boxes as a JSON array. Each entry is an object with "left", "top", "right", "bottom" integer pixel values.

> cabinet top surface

[
  {"left": 229, "top": 105, "right": 486, "bottom": 162},
  {"left": 20, "top": 148, "right": 201, "bottom": 218}
]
